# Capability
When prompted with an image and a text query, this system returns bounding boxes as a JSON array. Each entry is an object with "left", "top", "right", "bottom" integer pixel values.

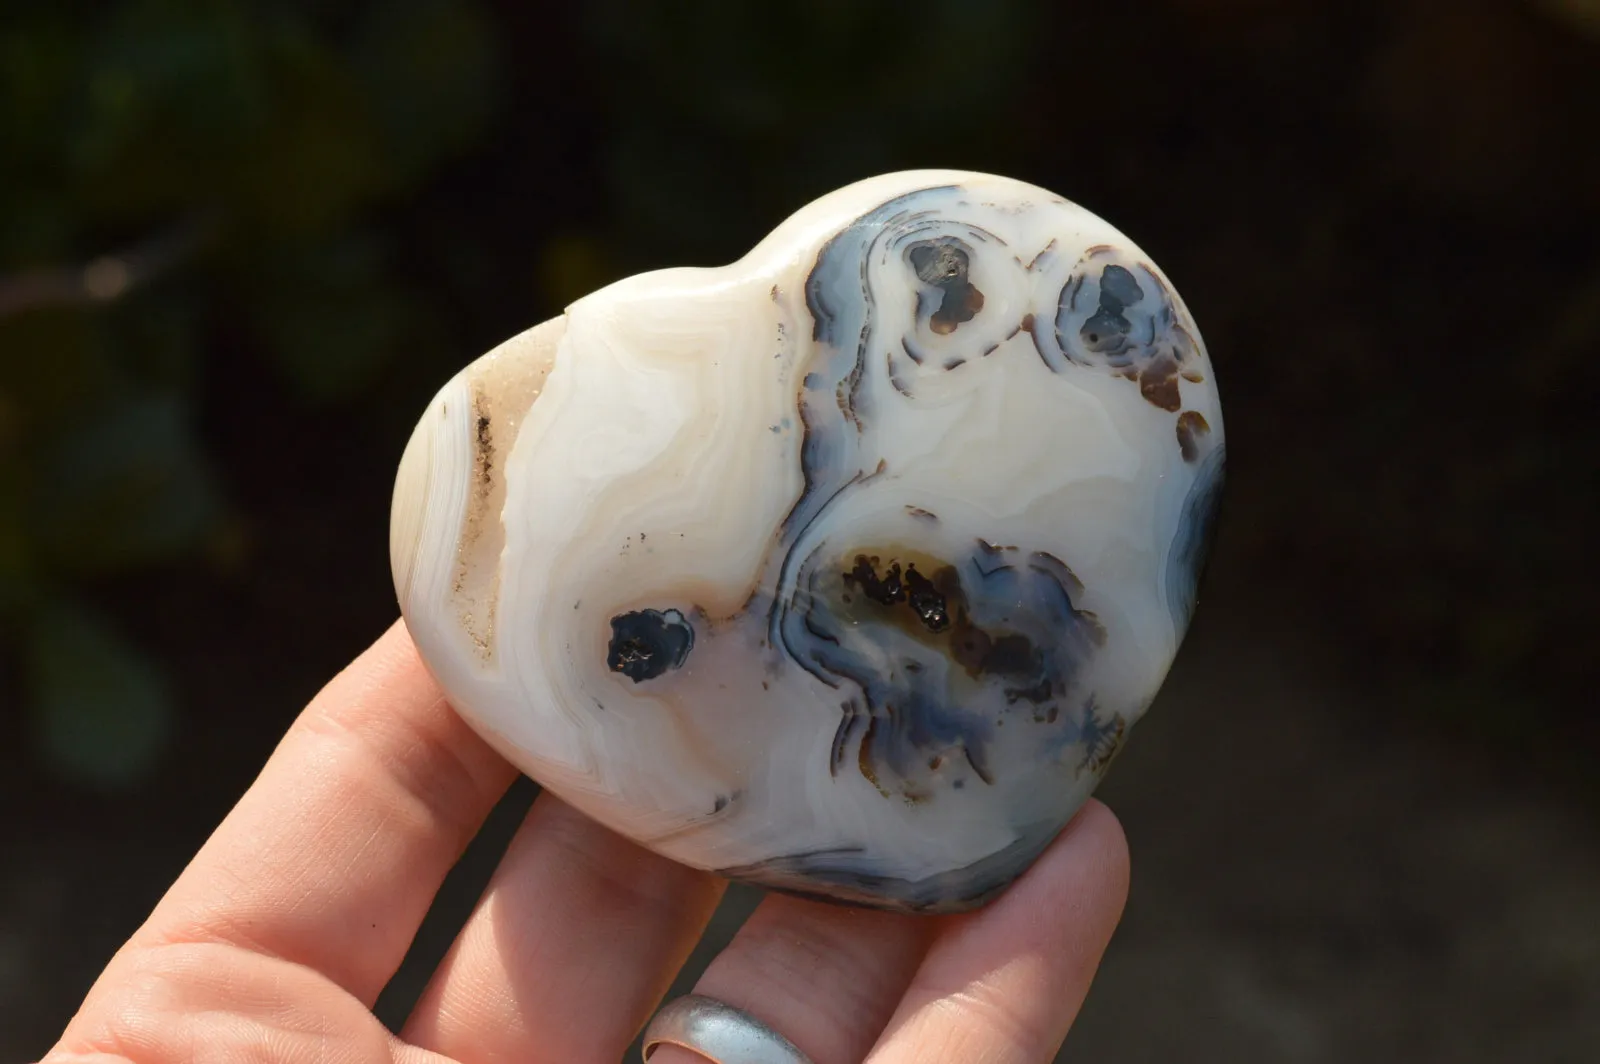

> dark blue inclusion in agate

[
  {"left": 698, "top": 184, "right": 1216, "bottom": 911},
  {"left": 1165, "top": 442, "right": 1225, "bottom": 631},
  {"left": 715, "top": 186, "right": 1125, "bottom": 910},
  {"left": 784, "top": 184, "right": 966, "bottom": 545},
  {"left": 799, "top": 542, "right": 1106, "bottom": 789},
  {"left": 606, "top": 608, "right": 694, "bottom": 683}
]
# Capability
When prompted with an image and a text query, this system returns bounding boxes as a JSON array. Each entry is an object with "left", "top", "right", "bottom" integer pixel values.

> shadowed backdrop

[{"left": 3, "top": 1, "right": 1597, "bottom": 1060}]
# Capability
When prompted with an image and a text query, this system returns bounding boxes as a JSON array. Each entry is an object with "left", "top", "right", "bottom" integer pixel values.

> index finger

[{"left": 117, "top": 620, "right": 517, "bottom": 1005}]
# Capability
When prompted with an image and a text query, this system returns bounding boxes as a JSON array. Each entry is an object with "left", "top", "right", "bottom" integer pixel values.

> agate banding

[{"left": 390, "top": 170, "right": 1225, "bottom": 912}]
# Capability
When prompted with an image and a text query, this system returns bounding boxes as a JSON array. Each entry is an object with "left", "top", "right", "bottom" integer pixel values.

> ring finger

[
  {"left": 400, "top": 793, "right": 726, "bottom": 1064},
  {"left": 646, "top": 889, "right": 938, "bottom": 1064},
  {"left": 650, "top": 800, "right": 1127, "bottom": 1064}
]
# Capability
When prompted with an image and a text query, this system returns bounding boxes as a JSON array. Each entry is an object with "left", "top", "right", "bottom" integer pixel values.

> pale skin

[{"left": 42, "top": 621, "right": 1130, "bottom": 1064}]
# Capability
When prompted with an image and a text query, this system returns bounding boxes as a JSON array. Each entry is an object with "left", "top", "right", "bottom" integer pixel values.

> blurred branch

[{"left": 0, "top": 212, "right": 220, "bottom": 319}]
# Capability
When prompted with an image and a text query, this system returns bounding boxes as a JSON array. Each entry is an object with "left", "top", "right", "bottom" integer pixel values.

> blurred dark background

[{"left": 3, "top": 0, "right": 1598, "bottom": 1060}]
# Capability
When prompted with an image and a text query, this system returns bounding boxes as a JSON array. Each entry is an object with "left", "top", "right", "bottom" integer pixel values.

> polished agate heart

[{"left": 390, "top": 170, "right": 1224, "bottom": 912}]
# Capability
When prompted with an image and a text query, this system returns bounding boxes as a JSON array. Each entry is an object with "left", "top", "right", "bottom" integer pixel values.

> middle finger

[{"left": 401, "top": 792, "right": 725, "bottom": 1064}]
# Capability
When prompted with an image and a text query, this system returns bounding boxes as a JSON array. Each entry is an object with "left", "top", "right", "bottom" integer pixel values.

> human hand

[{"left": 42, "top": 621, "right": 1129, "bottom": 1064}]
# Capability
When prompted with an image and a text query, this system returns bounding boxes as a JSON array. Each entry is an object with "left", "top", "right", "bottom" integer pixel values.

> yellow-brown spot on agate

[{"left": 1176, "top": 410, "right": 1211, "bottom": 463}]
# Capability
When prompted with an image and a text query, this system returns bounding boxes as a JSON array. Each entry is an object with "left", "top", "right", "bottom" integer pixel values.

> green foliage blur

[
  {"left": 1, "top": 0, "right": 501, "bottom": 786},
  {"left": 3, "top": 0, "right": 1597, "bottom": 793},
  {"left": 0, "top": 0, "right": 1050, "bottom": 790}
]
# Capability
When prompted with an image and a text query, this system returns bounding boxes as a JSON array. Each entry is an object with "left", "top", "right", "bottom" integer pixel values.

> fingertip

[
  {"left": 865, "top": 802, "right": 1135, "bottom": 1063},
  {"left": 1067, "top": 797, "right": 1132, "bottom": 922},
  {"left": 952, "top": 798, "right": 1130, "bottom": 939}
]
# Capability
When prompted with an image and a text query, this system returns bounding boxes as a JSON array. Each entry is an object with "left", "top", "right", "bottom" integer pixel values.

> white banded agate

[{"left": 390, "top": 170, "right": 1224, "bottom": 912}]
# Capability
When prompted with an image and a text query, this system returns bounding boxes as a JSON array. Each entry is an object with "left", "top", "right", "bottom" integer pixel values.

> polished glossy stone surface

[{"left": 390, "top": 170, "right": 1224, "bottom": 912}]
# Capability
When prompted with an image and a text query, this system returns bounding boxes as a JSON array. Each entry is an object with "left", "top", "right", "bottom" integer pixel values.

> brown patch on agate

[
  {"left": 844, "top": 552, "right": 954, "bottom": 634},
  {"left": 930, "top": 284, "right": 985, "bottom": 336},
  {"left": 1022, "top": 312, "right": 1052, "bottom": 365},
  {"left": 1023, "top": 239, "right": 1057, "bottom": 272},
  {"left": 837, "top": 547, "right": 1104, "bottom": 685},
  {"left": 1083, "top": 713, "right": 1127, "bottom": 775},
  {"left": 858, "top": 717, "right": 889, "bottom": 796},
  {"left": 981, "top": 317, "right": 1030, "bottom": 359},
  {"left": 836, "top": 363, "right": 865, "bottom": 430},
  {"left": 452, "top": 316, "right": 564, "bottom": 662},
  {"left": 1138, "top": 353, "right": 1183, "bottom": 412},
  {"left": 1176, "top": 410, "right": 1211, "bottom": 463},
  {"left": 472, "top": 398, "right": 493, "bottom": 488}
]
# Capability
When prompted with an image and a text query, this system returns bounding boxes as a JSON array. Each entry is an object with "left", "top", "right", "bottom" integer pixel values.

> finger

[
  {"left": 46, "top": 936, "right": 406, "bottom": 1064},
  {"left": 119, "top": 620, "right": 517, "bottom": 1004},
  {"left": 867, "top": 800, "right": 1131, "bottom": 1064},
  {"left": 402, "top": 794, "right": 725, "bottom": 1064},
  {"left": 646, "top": 888, "right": 939, "bottom": 1064}
]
